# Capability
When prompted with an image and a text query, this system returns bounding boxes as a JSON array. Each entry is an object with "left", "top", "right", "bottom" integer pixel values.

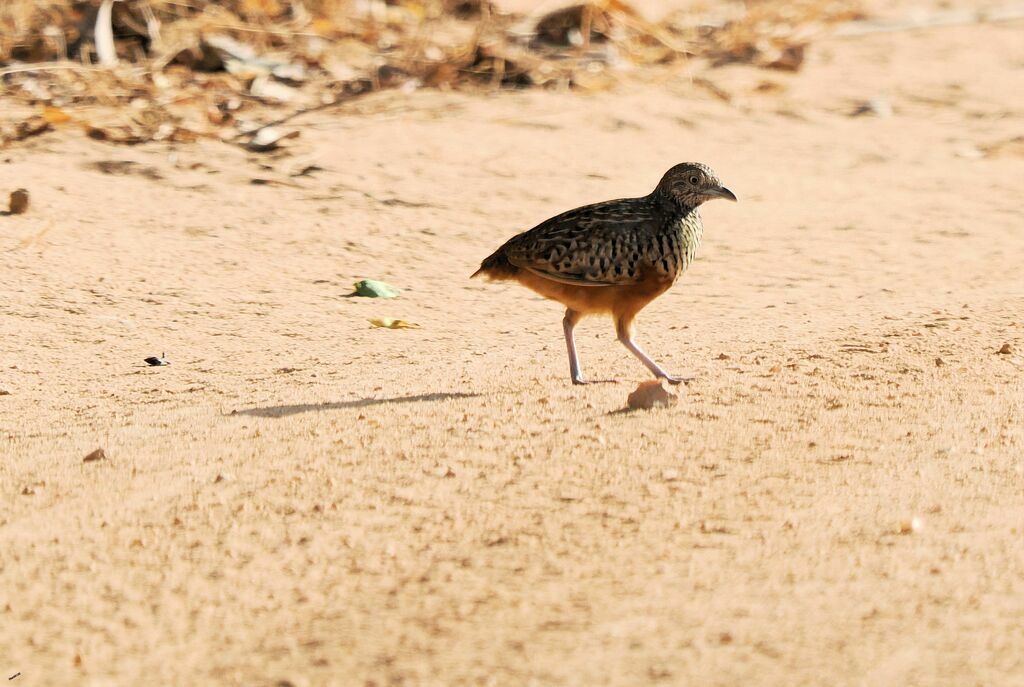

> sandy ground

[{"left": 2, "top": 4, "right": 1024, "bottom": 686}]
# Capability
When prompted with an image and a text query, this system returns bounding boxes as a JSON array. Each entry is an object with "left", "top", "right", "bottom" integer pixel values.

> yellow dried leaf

[
  {"left": 312, "top": 18, "right": 335, "bottom": 36},
  {"left": 240, "top": 0, "right": 283, "bottom": 18},
  {"left": 42, "top": 106, "right": 71, "bottom": 124},
  {"left": 369, "top": 318, "right": 419, "bottom": 329}
]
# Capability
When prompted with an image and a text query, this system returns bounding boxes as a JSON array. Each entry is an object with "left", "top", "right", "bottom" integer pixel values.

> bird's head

[{"left": 655, "top": 163, "right": 737, "bottom": 208}]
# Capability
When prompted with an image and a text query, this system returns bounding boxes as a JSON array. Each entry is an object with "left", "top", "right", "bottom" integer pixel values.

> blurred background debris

[
  {"left": 7, "top": 188, "right": 31, "bottom": 215},
  {"left": 1, "top": 0, "right": 867, "bottom": 148}
]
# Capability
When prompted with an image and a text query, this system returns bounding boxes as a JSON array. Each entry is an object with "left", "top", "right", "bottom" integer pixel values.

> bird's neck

[
  {"left": 651, "top": 193, "right": 703, "bottom": 269},
  {"left": 651, "top": 191, "right": 700, "bottom": 227},
  {"left": 652, "top": 190, "right": 698, "bottom": 218}
]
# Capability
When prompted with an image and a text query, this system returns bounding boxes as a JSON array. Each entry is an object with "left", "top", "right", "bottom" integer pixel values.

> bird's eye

[{"left": 689, "top": 175, "right": 699, "bottom": 185}]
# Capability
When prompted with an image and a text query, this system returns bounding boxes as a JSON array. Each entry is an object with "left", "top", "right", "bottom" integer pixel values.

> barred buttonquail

[{"left": 472, "top": 163, "right": 736, "bottom": 385}]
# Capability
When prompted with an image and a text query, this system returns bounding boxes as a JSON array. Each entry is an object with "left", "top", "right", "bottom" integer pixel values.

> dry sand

[{"left": 2, "top": 5, "right": 1024, "bottom": 686}]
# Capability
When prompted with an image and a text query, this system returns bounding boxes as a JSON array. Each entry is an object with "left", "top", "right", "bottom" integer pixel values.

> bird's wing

[{"left": 504, "top": 198, "right": 657, "bottom": 287}]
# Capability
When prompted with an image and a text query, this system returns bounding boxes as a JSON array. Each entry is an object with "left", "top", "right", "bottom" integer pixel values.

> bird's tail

[{"left": 471, "top": 248, "right": 518, "bottom": 281}]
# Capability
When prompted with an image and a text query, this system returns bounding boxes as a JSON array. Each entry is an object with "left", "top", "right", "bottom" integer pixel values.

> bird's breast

[{"left": 645, "top": 210, "right": 703, "bottom": 282}]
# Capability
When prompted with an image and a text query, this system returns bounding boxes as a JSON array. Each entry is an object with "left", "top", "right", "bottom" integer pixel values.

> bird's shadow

[{"left": 231, "top": 391, "right": 481, "bottom": 418}]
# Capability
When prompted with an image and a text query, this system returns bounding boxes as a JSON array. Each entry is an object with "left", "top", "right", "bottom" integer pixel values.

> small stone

[
  {"left": 627, "top": 380, "right": 679, "bottom": 410},
  {"left": 247, "top": 126, "right": 299, "bottom": 152},
  {"left": 998, "top": 343, "right": 1012, "bottom": 355},
  {"left": 83, "top": 448, "right": 106, "bottom": 463},
  {"left": 8, "top": 188, "right": 29, "bottom": 214},
  {"left": 934, "top": 357, "right": 945, "bottom": 366},
  {"left": 850, "top": 96, "right": 892, "bottom": 118},
  {"left": 717, "top": 353, "right": 730, "bottom": 360},
  {"left": 214, "top": 473, "right": 233, "bottom": 483},
  {"left": 898, "top": 517, "right": 923, "bottom": 534}
]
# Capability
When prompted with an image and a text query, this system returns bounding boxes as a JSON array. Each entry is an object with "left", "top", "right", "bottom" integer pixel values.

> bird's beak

[{"left": 709, "top": 185, "right": 738, "bottom": 202}]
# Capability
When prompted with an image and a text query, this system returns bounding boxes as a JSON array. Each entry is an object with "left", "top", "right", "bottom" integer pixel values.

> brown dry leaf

[
  {"left": 86, "top": 160, "right": 163, "bottom": 180},
  {"left": 84, "top": 125, "right": 147, "bottom": 145},
  {"left": 463, "top": 43, "right": 539, "bottom": 88},
  {"left": 693, "top": 77, "right": 732, "bottom": 103},
  {"left": 765, "top": 44, "right": 806, "bottom": 71},
  {"left": 166, "top": 126, "right": 201, "bottom": 144},
  {"left": 533, "top": 4, "right": 614, "bottom": 48},
  {"left": 424, "top": 62, "right": 460, "bottom": 89},
  {"left": 754, "top": 81, "right": 786, "bottom": 94},
  {"left": 12, "top": 116, "right": 52, "bottom": 142},
  {"left": 83, "top": 448, "right": 106, "bottom": 463}
]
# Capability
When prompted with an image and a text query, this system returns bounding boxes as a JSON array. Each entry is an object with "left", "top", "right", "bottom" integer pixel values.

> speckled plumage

[
  {"left": 473, "top": 163, "right": 736, "bottom": 384},
  {"left": 501, "top": 195, "right": 704, "bottom": 286}
]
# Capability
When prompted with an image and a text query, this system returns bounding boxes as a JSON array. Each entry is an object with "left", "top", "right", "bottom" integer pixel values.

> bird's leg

[
  {"left": 563, "top": 309, "right": 586, "bottom": 385},
  {"left": 563, "top": 310, "right": 619, "bottom": 385},
  {"left": 615, "top": 316, "right": 693, "bottom": 385}
]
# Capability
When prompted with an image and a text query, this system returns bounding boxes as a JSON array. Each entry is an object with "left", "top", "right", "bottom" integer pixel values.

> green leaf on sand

[{"left": 352, "top": 279, "right": 400, "bottom": 298}]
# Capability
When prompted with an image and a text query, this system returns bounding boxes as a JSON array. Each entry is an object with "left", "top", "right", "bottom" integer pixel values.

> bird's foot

[
  {"left": 572, "top": 377, "right": 619, "bottom": 386},
  {"left": 660, "top": 374, "right": 694, "bottom": 386}
]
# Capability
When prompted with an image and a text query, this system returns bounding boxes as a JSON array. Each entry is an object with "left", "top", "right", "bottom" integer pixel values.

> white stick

[{"left": 95, "top": 0, "right": 118, "bottom": 66}]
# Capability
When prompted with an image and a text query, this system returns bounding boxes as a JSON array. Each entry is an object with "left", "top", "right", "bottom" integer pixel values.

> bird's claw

[
  {"left": 572, "top": 377, "right": 619, "bottom": 385},
  {"left": 661, "top": 375, "right": 694, "bottom": 386}
]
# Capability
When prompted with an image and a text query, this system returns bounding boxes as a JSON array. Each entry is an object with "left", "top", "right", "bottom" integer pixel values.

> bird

[
  {"left": 472, "top": 163, "right": 736, "bottom": 385},
  {"left": 144, "top": 353, "right": 170, "bottom": 366}
]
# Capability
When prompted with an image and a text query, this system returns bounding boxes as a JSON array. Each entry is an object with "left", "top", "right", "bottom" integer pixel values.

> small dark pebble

[{"left": 9, "top": 188, "right": 29, "bottom": 214}]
